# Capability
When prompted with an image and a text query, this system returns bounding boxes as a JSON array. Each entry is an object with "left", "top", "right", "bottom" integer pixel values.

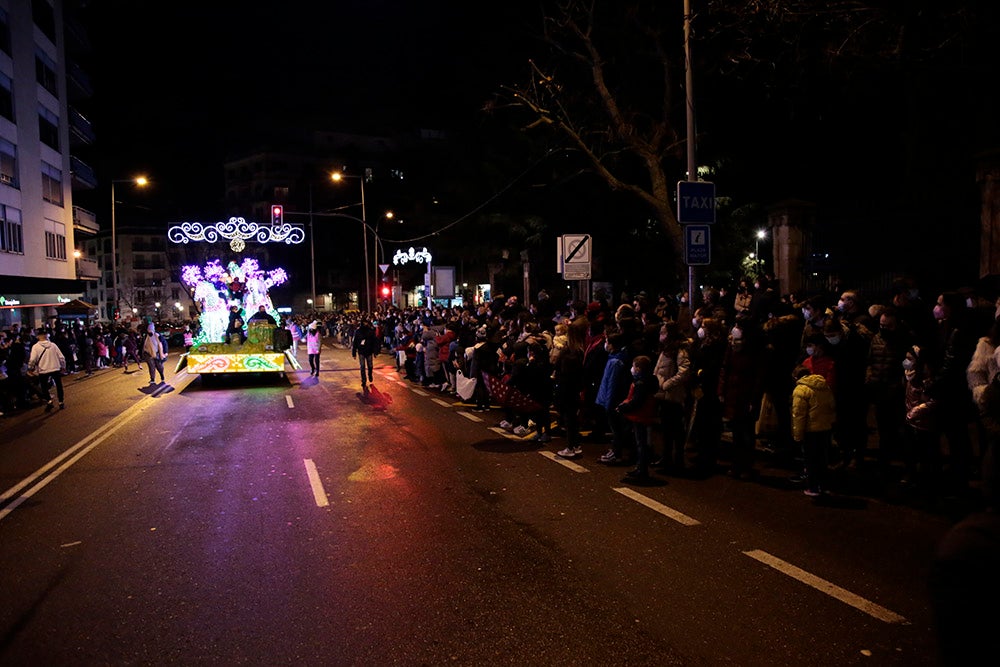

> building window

[
  {"left": 35, "top": 49, "right": 58, "bottom": 97},
  {"left": 0, "top": 137, "right": 17, "bottom": 187},
  {"left": 0, "top": 72, "right": 13, "bottom": 122},
  {"left": 0, "top": 8, "right": 10, "bottom": 56},
  {"left": 41, "top": 160, "right": 63, "bottom": 205},
  {"left": 0, "top": 204, "right": 23, "bottom": 254},
  {"left": 44, "top": 219, "right": 66, "bottom": 260},
  {"left": 31, "top": 0, "right": 56, "bottom": 43},
  {"left": 38, "top": 105, "right": 59, "bottom": 150}
]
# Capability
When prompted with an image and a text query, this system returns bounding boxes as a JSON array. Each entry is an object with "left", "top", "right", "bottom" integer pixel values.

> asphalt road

[{"left": 0, "top": 342, "right": 957, "bottom": 665}]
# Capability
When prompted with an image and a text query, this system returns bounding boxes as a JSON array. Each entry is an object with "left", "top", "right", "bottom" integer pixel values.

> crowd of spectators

[{"left": 300, "top": 275, "right": 999, "bottom": 506}]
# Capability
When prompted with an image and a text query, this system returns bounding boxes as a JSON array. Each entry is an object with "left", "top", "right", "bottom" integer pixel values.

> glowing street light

[
  {"left": 755, "top": 229, "right": 767, "bottom": 272},
  {"left": 110, "top": 176, "right": 149, "bottom": 319},
  {"left": 331, "top": 170, "right": 370, "bottom": 313}
]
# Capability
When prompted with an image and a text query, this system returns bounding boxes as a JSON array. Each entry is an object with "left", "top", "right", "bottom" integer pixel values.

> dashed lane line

[
  {"left": 286, "top": 395, "right": 295, "bottom": 408},
  {"left": 612, "top": 486, "right": 702, "bottom": 526},
  {"left": 539, "top": 450, "right": 590, "bottom": 472},
  {"left": 458, "top": 411, "right": 484, "bottom": 422},
  {"left": 304, "top": 458, "right": 329, "bottom": 507},
  {"left": 431, "top": 398, "right": 451, "bottom": 408},
  {"left": 743, "top": 549, "right": 908, "bottom": 623}
]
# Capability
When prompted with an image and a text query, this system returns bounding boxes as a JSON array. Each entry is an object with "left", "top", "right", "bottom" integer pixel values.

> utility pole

[{"left": 684, "top": 0, "right": 698, "bottom": 309}]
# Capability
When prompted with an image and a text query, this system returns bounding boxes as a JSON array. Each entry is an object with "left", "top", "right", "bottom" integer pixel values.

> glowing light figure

[{"left": 181, "top": 257, "right": 289, "bottom": 344}]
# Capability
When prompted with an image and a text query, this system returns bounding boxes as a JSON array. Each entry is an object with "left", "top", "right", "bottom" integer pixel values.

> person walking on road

[
  {"left": 352, "top": 318, "right": 379, "bottom": 392},
  {"left": 27, "top": 327, "right": 66, "bottom": 410},
  {"left": 305, "top": 321, "right": 322, "bottom": 377},
  {"left": 140, "top": 323, "right": 167, "bottom": 384}
]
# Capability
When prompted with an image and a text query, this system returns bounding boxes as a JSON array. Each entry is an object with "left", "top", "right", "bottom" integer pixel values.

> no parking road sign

[{"left": 684, "top": 225, "right": 711, "bottom": 265}]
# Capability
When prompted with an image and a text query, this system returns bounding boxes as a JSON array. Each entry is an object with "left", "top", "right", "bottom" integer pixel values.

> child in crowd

[
  {"left": 791, "top": 364, "right": 836, "bottom": 497},
  {"left": 617, "top": 354, "right": 659, "bottom": 483}
]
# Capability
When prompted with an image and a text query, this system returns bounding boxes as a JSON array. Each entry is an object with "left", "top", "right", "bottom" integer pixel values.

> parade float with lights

[{"left": 169, "top": 217, "right": 304, "bottom": 377}]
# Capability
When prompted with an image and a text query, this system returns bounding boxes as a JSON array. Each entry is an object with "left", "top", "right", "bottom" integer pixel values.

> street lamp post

[
  {"left": 755, "top": 229, "right": 767, "bottom": 273},
  {"left": 110, "top": 176, "right": 148, "bottom": 320},
  {"left": 331, "top": 171, "right": 369, "bottom": 313}
]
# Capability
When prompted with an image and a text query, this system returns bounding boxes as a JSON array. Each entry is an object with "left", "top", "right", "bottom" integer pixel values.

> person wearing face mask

[
  {"left": 617, "top": 355, "right": 659, "bottom": 484},
  {"left": 864, "top": 308, "right": 914, "bottom": 487},
  {"left": 828, "top": 291, "right": 875, "bottom": 472},
  {"left": 688, "top": 317, "right": 728, "bottom": 477},
  {"left": 927, "top": 291, "right": 980, "bottom": 497},
  {"left": 595, "top": 332, "right": 635, "bottom": 465},
  {"left": 653, "top": 320, "right": 692, "bottom": 473},
  {"left": 798, "top": 297, "right": 829, "bottom": 351},
  {"left": 718, "top": 319, "right": 765, "bottom": 480}
]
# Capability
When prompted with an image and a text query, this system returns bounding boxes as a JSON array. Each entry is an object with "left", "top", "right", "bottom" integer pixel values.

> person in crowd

[
  {"left": 653, "top": 320, "right": 691, "bottom": 474},
  {"left": 305, "top": 320, "right": 322, "bottom": 377},
  {"left": 53, "top": 326, "right": 77, "bottom": 374},
  {"left": 832, "top": 290, "right": 876, "bottom": 471},
  {"left": 422, "top": 324, "right": 444, "bottom": 389},
  {"left": 798, "top": 296, "right": 831, "bottom": 350},
  {"left": 596, "top": 332, "right": 634, "bottom": 465},
  {"left": 510, "top": 342, "right": 553, "bottom": 442},
  {"left": 76, "top": 325, "right": 95, "bottom": 376},
  {"left": 927, "top": 291, "right": 980, "bottom": 496},
  {"left": 351, "top": 317, "right": 379, "bottom": 392},
  {"left": 27, "top": 327, "right": 66, "bottom": 410},
  {"left": 580, "top": 303, "right": 610, "bottom": 442},
  {"left": 901, "top": 345, "right": 942, "bottom": 503},
  {"left": 617, "top": 354, "right": 659, "bottom": 483},
  {"left": 688, "top": 317, "right": 728, "bottom": 477},
  {"left": 553, "top": 317, "right": 587, "bottom": 458},
  {"left": 758, "top": 309, "right": 803, "bottom": 462},
  {"left": 801, "top": 333, "right": 836, "bottom": 389},
  {"left": 791, "top": 364, "right": 836, "bottom": 497},
  {"left": 183, "top": 325, "right": 195, "bottom": 353},
  {"left": 95, "top": 331, "right": 110, "bottom": 368},
  {"left": 733, "top": 279, "right": 753, "bottom": 316},
  {"left": 122, "top": 329, "right": 142, "bottom": 372},
  {"left": 967, "top": 314, "right": 1000, "bottom": 455},
  {"left": 468, "top": 325, "right": 497, "bottom": 413},
  {"left": 435, "top": 323, "right": 457, "bottom": 392},
  {"left": 140, "top": 322, "right": 167, "bottom": 385},
  {"left": 864, "top": 307, "right": 913, "bottom": 486},
  {"left": 719, "top": 318, "right": 765, "bottom": 480}
]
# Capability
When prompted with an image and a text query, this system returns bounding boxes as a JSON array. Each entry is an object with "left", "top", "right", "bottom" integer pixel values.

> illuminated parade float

[{"left": 169, "top": 217, "right": 304, "bottom": 376}]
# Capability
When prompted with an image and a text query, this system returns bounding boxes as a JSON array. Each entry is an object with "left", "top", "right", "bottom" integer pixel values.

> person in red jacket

[{"left": 617, "top": 354, "right": 659, "bottom": 484}]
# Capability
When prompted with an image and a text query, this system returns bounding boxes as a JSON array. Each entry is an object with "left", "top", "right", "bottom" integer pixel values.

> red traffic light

[
  {"left": 380, "top": 285, "right": 391, "bottom": 297},
  {"left": 271, "top": 204, "right": 283, "bottom": 224}
]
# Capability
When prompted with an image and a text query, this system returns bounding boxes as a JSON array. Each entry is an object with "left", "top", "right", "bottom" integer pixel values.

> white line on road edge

[
  {"left": 304, "top": 458, "right": 329, "bottom": 507},
  {"left": 539, "top": 450, "right": 590, "bottom": 472},
  {"left": 612, "top": 487, "right": 702, "bottom": 526},
  {"left": 286, "top": 395, "right": 295, "bottom": 408},
  {"left": 431, "top": 398, "right": 451, "bottom": 407},
  {"left": 743, "top": 549, "right": 908, "bottom": 624},
  {"left": 411, "top": 388, "right": 429, "bottom": 396},
  {"left": 458, "top": 411, "right": 483, "bottom": 422},
  {"left": 0, "top": 371, "right": 198, "bottom": 523},
  {"left": 488, "top": 427, "right": 526, "bottom": 440}
]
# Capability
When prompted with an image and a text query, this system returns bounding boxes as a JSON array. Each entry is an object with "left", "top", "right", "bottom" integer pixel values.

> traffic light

[
  {"left": 380, "top": 283, "right": 391, "bottom": 299},
  {"left": 271, "top": 204, "right": 283, "bottom": 225}
]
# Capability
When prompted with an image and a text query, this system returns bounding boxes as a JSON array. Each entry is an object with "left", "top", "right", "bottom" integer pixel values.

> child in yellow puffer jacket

[{"left": 791, "top": 364, "right": 836, "bottom": 497}]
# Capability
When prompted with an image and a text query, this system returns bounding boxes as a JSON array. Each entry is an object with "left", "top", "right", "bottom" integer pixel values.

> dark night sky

[{"left": 80, "top": 1, "right": 539, "bottom": 214}]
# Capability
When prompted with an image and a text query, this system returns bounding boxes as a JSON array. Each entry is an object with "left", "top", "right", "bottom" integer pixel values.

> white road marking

[
  {"left": 411, "top": 388, "right": 429, "bottom": 396},
  {"left": 0, "top": 371, "right": 198, "bottom": 523},
  {"left": 285, "top": 395, "right": 295, "bottom": 408},
  {"left": 612, "top": 487, "right": 702, "bottom": 526},
  {"left": 458, "top": 411, "right": 483, "bottom": 422},
  {"left": 743, "top": 549, "right": 908, "bottom": 623},
  {"left": 488, "top": 427, "right": 524, "bottom": 440},
  {"left": 431, "top": 398, "right": 451, "bottom": 407},
  {"left": 539, "top": 450, "right": 590, "bottom": 472},
  {"left": 303, "top": 459, "right": 329, "bottom": 507}
]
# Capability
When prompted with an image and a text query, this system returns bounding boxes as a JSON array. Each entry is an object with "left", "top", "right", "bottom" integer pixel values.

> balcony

[
  {"left": 73, "top": 205, "right": 99, "bottom": 234},
  {"left": 75, "top": 256, "right": 101, "bottom": 281},
  {"left": 69, "top": 107, "right": 96, "bottom": 146},
  {"left": 70, "top": 155, "right": 97, "bottom": 190},
  {"left": 66, "top": 61, "right": 94, "bottom": 100}
]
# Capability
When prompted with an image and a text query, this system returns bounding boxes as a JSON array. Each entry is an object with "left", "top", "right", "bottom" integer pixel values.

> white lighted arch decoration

[
  {"left": 392, "top": 247, "right": 432, "bottom": 265},
  {"left": 167, "top": 217, "right": 305, "bottom": 252}
]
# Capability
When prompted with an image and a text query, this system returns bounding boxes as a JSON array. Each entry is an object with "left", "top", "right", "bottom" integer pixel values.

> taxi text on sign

[{"left": 676, "top": 181, "right": 716, "bottom": 224}]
